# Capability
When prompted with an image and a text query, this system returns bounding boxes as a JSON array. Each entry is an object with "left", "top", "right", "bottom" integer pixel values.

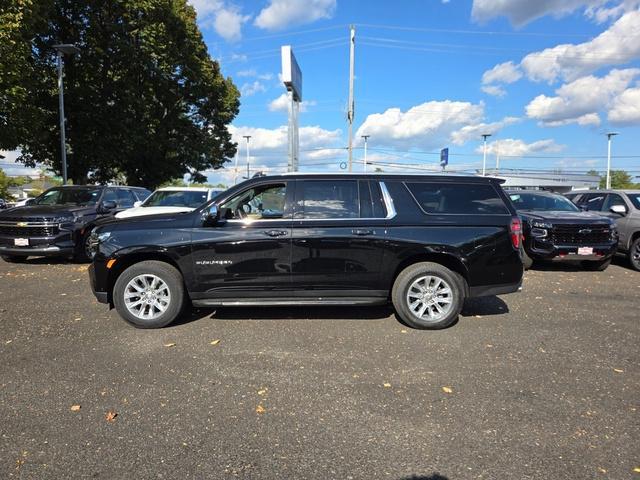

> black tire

[
  {"left": 391, "top": 262, "right": 465, "bottom": 330},
  {"left": 1, "top": 254, "right": 28, "bottom": 263},
  {"left": 522, "top": 249, "right": 534, "bottom": 270},
  {"left": 73, "top": 230, "right": 93, "bottom": 263},
  {"left": 581, "top": 258, "right": 612, "bottom": 271},
  {"left": 113, "top": 260, "right": 185, "bottom": 328},
  {"left": 629, "top": 237, "right": 640, "bottom": 271}
]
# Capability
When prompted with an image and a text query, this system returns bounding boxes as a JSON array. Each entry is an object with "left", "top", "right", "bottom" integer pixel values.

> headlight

[
  {"left": 53, "top": 216, "right": 75, "bottom": 224},
  {"left": 532, "top": 221, "right": 552, "bottom": 229},
  {"left": 531, "top": 228, "right": 547, "bottom": 237}
]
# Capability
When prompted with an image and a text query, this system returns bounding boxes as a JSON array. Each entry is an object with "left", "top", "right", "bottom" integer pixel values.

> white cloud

[
  {"left": 356, "top": 100, "right": 488, "bottom": 149},
  {"left": 236, "top": 69, "right": 256, "bottom": 77},
  {"left": 188, "top": 1, "right": 249, "bottom": 42},
  {"left": 472, "top": 0, "right": 608, "bottom": 26},
  {"left": 585, "top": 0, "right": 640, "bottom": 23},
  {"left": 482, "top": 61, "right": 523, "bottom": 85},
  {"left": 254, "top": 0, "right": 336, "bottom": 31},
  {"left": 451, "top": 117, "right": 520, "bottom": 145},
  {"left": 521, "top": 10, "right": 640, "bottom": 83},
  {"left": 240, "top": 81, "right": 267, "bottom": 96},
  {"left": 525, "top": 68, "right": 640, "bottom": 126},
  {"left": 608, "top": 86, "right": 640, "bottom": 124},
  {"left": 268, "top": 93, "right": 317, "bottom": 112},
  {"left": 475, "top": 138, "right": 565, "bottom": 157},
  {"left": 229, "top": 125, "right": 342, "bottom": 152},
  {"left": 481, "top": 85, "right": 507, "bottom": 97}
]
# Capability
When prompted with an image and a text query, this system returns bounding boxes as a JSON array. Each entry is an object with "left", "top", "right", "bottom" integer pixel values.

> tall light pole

[
  {"left": 347, "top": 25, "right": 356, "bottom": 172},
  {"left": 53, "top": 44, "right": 80, "bottom": 185},
  {"left": 606, "top": 132, "right": 618, "bottom": 189},
  {"left": 242, "top": 135, "right": 251, "bottom": 179},
  {"left": 361, "top": 135, "right": 370, "bottom": 172},
  {"left": 481, "top": 133, "right": 491, "bottom": 176}
]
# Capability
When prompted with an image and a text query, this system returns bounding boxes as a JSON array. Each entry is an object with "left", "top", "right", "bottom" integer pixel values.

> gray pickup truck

[{"left": 566, "top": 190, "right": 640, "bottom": 270}]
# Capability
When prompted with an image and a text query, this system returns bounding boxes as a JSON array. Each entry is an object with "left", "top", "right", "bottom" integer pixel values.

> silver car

[{"left": 566, "top": 190, "right": 640, "bottom": 270}]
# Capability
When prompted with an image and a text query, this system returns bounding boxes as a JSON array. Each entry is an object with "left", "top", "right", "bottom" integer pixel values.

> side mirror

[
  {"left": 101, "top": 200, "right": 117, "bottom": 212},
  {"left": 25, "top": 198, "right": 36, "bottom": 206},
  {"left": 204, "top": 204, "right": 219, "bottom": 226},
  {"left": 578, "top": 204, "right": 588, "bottom": 211},
  {"left": 610, "top": 204, "right": 627, "bottom": 215},
  {"left": 133, "top": 201, "right": 142, "bottom": 208}
]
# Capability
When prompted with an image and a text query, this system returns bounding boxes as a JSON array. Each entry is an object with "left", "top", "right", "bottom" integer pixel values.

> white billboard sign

[{"left": 281, "top": 45, "right": 302, "bottom": 102}]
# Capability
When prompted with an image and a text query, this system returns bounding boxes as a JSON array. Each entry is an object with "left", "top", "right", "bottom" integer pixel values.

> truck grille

[
  {"left": 549, "top": 224, "right": 611, "bottom": 245},
  {"left": 0, "top": 222, "right": 60, "bottom": 237}
]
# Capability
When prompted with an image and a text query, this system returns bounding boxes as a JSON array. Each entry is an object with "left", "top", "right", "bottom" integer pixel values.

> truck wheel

[
  {"left": 1, "top": 255, "right": 28, "bottom": 263},
  {"left": 73, "top": 230, "right": 94, "bottom": 263},
  {"left": 391, "top": 262, "right": 465, "bottom": 330},
  {"left": 630, "top": 238, "right": 640, "bottom": 271},
  {"left": 113, "top": 260, "right": 185, "bottom": 328},
  {"left": 581, "top": 258, "right": 612, "bottom": 271}
]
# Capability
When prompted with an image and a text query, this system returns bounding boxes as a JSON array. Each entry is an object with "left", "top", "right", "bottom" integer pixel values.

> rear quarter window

[{"left": 405, "top": 182, "right": 509, "bottom": 215}]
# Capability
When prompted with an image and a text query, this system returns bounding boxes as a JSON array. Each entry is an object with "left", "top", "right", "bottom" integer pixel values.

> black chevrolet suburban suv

[
  {"left": 506, "top": 190, "right": 617, "bottom": 271},
  {"left": 88, "top": 174, "right": 524, "bottom": 330},
  {"left": 0, "top": 185, "right": 150, "bottom": 263}
]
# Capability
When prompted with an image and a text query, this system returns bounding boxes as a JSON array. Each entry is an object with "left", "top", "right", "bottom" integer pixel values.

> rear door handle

[
  {"left": 352, "top": 229, "right": 373, "bottom": 236},
  {"left": 264, "top": 230, "right": 289, "bottom": 237}
]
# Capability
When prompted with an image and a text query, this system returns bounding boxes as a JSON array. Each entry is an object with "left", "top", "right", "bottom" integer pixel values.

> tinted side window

[
  {"left": 370, "top": 181, "right": 387, "bottom": 218},
  {"left": 583, "top": 193, "right": 605, "bottom": 211},
  {"left": 220, "top": 183, "right": 287, "bottom": 220},
  {"left": 406, "top": 183, "right": 509, "bottom": 215},
  {"left": 133, "top": 189, "right": 152, "bottom": 201},
  {"left": 358, "top": 181, "right": 373, "bottom": 218},
  {"left": 102, "top": 189, "right": 118, "bottom": 203},
  {"left": 602, "top": 194, "right": 626, "bottom": 211},
  {"left": 117, "top": 189, "right": 136, "bottom": 208},
  {"left": 296, "top": 180, "right": 359, "bottom": 219}
]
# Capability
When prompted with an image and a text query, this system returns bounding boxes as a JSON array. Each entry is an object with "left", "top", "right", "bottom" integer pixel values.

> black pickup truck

[
  {"left": 506, "top": 190, "right": 617, "bottom": 270},
  {"left": 0, "top": 185, "right": 150, "bottom": 263},
  {"left": 89, "top": 173, "right": 524, "bottom": 330}
]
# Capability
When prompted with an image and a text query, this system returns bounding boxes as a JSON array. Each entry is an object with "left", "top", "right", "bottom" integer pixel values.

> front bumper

[
  {"left": 89, "top": 261, "right": 110, "bottom": 304},
  {"left": 527, "top": 239, "right": 617, "bottom": 262},
  {"left": 0, "top": 232, "right": 75, "bottom": 257}
]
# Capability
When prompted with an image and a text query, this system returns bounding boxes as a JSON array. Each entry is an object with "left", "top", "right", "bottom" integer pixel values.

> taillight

[{"left": 510, "top": 217, "right": 522, "bottom": 249}]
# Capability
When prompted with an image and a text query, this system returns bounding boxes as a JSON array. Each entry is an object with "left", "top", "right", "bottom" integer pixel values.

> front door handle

[
  {"left": 264, "top": 229, "right": 289, "bottom": 237},
  {"left": 352, "top": 229, "right": 373, "bottom": 236}
]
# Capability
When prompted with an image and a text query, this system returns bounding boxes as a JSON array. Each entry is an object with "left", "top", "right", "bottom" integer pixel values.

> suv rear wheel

[
  {"left": 630, "top": 237, "right": 640, "bottom": 271},
  {"left": 113, "top": 260, "right": 185, "bottom": 328},
  {"left": 392, "top": 262, "right": 465, "bottom": 330}
]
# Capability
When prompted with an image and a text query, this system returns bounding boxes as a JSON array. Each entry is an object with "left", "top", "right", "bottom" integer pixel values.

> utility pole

[
  {"left": 243, "top": 135, "right": 251, "bottom": 179},
  {"left": 233, "top": 151, "right": 240, "bottom": 185},
  {"left": 347, "top": 25, "right": 355, "bottom": 172},
  {"left": 495, "top": 143, "right": 500, "bottom": 172},
  {"left": 606, "top": 132, "right": 618, "bottom": 189},
  {"left": 361, "top": 135, "right": 370, "bottom": 172},
  {"left": 481, "top": 133, "right": 491, "bottom": 176},
  {"left": 53, "top": 44, "right": 80, "bottom": 185}
]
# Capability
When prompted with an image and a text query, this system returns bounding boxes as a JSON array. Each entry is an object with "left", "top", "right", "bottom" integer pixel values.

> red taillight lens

[{"left": 510, "top": 217, "right": 522, "bottom": 249}]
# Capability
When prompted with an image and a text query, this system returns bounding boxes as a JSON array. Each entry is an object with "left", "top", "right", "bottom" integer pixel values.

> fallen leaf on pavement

[
  {"left": 613, "top": 368, "right": 624, "bottom": 373},
  {"left": 442, "top": 386, "right": 453, "bottom": 394},
  {"left": 633, "top": 467, "right": 640, "bottom": 473},
  {"left": 257, "top": 389, "right": 267, "bottom": 395},
  {"left": 70, "top": 405, "right": 81, "bottom": 412},
  {"left": 163, "top": 343, "right": 176, "bottom": 348},
  {"left": 105, "top": 411, "right": 117, "bottom": 422},
  {"left": 210, "top": 339, "right": 221, "bottom": 346},
  {"left": 255, "top": 405, "right": 266, "bottom": 414},
  {"left": 383, "top": 383, "right": 391, "bottom": 388}
]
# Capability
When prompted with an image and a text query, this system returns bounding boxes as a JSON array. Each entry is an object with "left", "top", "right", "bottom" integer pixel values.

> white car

[{"left": 115, "top": 187, "right": 224, "bottom": 219}]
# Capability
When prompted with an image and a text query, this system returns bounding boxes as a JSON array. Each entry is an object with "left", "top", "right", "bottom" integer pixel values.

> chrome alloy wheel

[
  {"left": 632, "top": 241, "right": 640, "bottom": 269},
  {"left": 406, "top": 275, "right": 453, "bottom": 322},
  {"left": 124, "top": 274, "right": 171, "bottom": 320}
]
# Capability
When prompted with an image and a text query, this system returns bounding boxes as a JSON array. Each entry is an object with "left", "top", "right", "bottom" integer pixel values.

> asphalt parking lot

[{"left": 0, "top": 258, "right": 638, "bottom": 480}]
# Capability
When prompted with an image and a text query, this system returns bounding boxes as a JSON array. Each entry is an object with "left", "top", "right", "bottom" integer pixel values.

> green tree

[
  {"left": 0, "top": 0, "right": 240, "bottom": 188},
  {"left": 0, "top": 169, "right": 22, "bottom": 198},
  {"left": 599, "top": 170, "right": 639, "bottom": 189}
]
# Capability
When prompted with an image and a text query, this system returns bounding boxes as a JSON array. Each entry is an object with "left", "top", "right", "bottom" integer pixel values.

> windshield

[
  {"left": 509, "top": 192, "right": 579, "bottom": 212},
  {"left": 36, "top": 187, "right": 102, "bottom": 206},
  {"left": 143, "top": 190, "right": 208, "bottom": 208},
  {"left": 628, "top": 194, "right": 640, "bottom": 210}
]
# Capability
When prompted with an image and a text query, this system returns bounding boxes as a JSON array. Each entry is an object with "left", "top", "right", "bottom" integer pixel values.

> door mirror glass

[
  {"left": 610, "top": 204, "right": 627, "bottom": 215},
  {"left": 101, "top": 200, "right": 117, "bottom": 211},
  {"left": 25, "top": 198, "right": 36, "bottom": 206},
  {"left": 203, "top": 204, "right": 219, "bottom": 226}
]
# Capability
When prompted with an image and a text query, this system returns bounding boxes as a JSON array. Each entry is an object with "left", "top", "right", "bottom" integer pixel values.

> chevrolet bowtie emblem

[{"left": 16, "top": 222, "right": 28, "bottom": 227}]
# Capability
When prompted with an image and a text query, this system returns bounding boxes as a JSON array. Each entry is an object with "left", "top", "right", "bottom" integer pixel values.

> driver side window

[{"left": 219, "top": 183, "right": 287, "bottom": 221}]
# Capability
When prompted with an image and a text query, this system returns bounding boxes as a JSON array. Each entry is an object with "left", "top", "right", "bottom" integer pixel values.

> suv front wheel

[
  {"left": 630, "top": 237, "right": 640, "bottom": 271},
  {"left": 113, "top": 260, "right": 186, "bottom": 328},
  {"left": 392, "top": 262, "right": 465, "bottom": 330}
]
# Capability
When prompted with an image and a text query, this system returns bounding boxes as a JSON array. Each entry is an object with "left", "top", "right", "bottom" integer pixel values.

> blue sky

[{"left": 2, "top": 0, "right": 640, "bottom": 185}]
